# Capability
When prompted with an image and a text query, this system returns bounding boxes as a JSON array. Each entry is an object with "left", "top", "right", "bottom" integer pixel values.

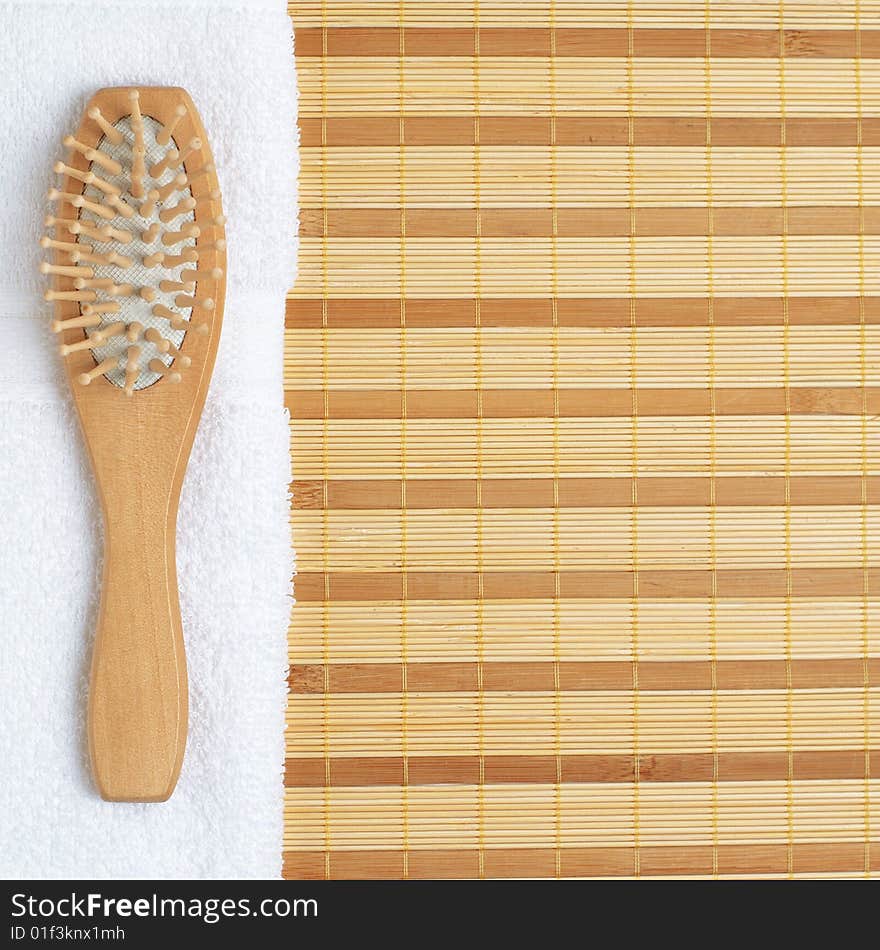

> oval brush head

[
  {"left": 40, "top": 86, "right": 226, "bottom": 803},
  {"left": 44, "top": 89, "right": 225, "bottom": 397}
]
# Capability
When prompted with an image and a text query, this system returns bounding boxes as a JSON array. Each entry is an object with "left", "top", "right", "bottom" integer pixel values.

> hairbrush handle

[
  {"left": 45, "top": 86, "right": 225, "bottom": 803},
  {"left": 88, "top": 482, "right": 187, "bottom": 803}
]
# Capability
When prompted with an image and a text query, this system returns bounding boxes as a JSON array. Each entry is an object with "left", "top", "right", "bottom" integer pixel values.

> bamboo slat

[
  {"left": 285, "top": 1, "right": 879, "bottom": 879},
  {"left": 291, "top": 4, "right": 880, "bottom": 30}
]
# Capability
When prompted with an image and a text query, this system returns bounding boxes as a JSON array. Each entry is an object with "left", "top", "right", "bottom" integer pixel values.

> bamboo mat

[{"left": 283, "top": 1, "right": 880, "bottom": 879}]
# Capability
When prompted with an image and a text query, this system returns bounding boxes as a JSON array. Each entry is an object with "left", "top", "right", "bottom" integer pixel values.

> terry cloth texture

[{"left": 0, "top": 0, "right": 298, "bottom": 879}]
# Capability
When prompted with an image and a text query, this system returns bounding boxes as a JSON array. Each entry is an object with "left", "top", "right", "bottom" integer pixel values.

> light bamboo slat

[
  {"left": 299, "top": 145, "right": 880, "bottom": 209},
  {"left": 291, "top": 600, "right": 880, "bottom": 662},
  {"left": 295, "top": 59, "right": 880, "bottom": 117},
  {"left": 285, "top": 1, "right": 879, "bottom": 879},
  {"left": 290, "top": 3, "right": 880, "bottom": 30}
]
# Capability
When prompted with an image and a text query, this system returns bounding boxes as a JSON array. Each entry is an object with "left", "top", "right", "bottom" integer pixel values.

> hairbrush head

[{"left": 42, "top": 86, "right": 225, "bottom": 395}]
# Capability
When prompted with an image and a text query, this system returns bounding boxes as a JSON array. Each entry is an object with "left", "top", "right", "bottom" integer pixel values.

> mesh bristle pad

[{"left": 82, "top": 115, "right": 193, "bottom": 390}]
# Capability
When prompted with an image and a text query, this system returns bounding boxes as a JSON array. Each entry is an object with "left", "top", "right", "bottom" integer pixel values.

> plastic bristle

[
  {"left": 159, "top": 279, "right": 195, "bottom": 293},
  {"left": 55, "top": 161, "right": 121, "bottom": 196},
  {"left": 131, "top": 146, "right": 146, "bottom": 201},
  {"left": 148, "top": 358, "right": 181, "bottom": 384},
  {"left": 173, "top": 137, "right": 202, "bottom": 169},
  {"left": 158, "top": 197, "right": 196, "bottom": 224},
  {"left": 41, "top": 236, "right": 89, "bottom": 255},
  {"left": 162, "top": 249, "right": 198, "bottom": 267},
  {"left": 129, "top": 90, "right": 142, "bottom": 126},
  {"left": 126, "top": 322, "right": 144, "bottom": 342},
  {"left": 151, "top": 304, "right": 178, "bottom": 322},
  {"left": 156, "top": 173, "right": 187, "bottom": 203},
  {"left": 165, "top": 339, "right": 191, "bottom": 368},
  {"left": 73, "top": 277, "right": 115, "bottom": 290},
  {"left": 82, "top": 302, "right": 121, "bottom": 316},
  {"left": 62, "top": 136, "right": 121, "bottom": 175},
  {"left": 104, "top": 194, "right": 136, "bottom": 220},
  {"left": 77, "top": 357, "right": 117, "bottom": 386},
  {"left": 67, "top": 220, "right": 108, "bottom": 242},
  {"left": 181, "top": 266, "right": 223, "bottom": 282},
  {"left": 140, "top": 190, "right": 160, "bottom": 218},
  {"left": 60, "top": 335, "right": 100, "bottom": 356},
  {"left": 70, "top": 249, "right": 127, "bottom": 267},
  {"left": 54, "top": 162, "right": 95, "bottom": 189},
  {"left": 174, "top": 294, "right": 215, "bottom": 311},
  {"left": 143, "top": 252, "right": 165, "bottom": 268},
  {"left": 156, "top": 104, "right": 186, "bottom": 146},
  {"left": 161, "top": 224, "right": 199, "bottom": 247},
  {"left": 92, "top": 322, "right": 126, "bottom": 345},
  {"left": 85, "top": 148, "right": 122, "bottom": 177},
  {"left": 88, "top": 106, "right": 124, "bottom": 145},
  {"left": 39, "top": 262, "right": 93, "bottom": 278},
  {"left": 130, "top": 91, "right": 146, "bottom": 199},
  {"left": 141, "top": 223, "right": 161, "bottom": 244},
  {"left": 144, "top": 327, "right": 171, "bottom": 353},
  {"left": 105, "top": 283, "right": 135, "bottom": 298},
  {"left": 150, "top": 148, "right": 179, "bottom": 179},
  {"left": 44, "top": 289, "right": 96, "bottom": 302},
  {"left": 62, "top": 135, "right": 90, "bottom": 157},
  {"left": 87, "top": 174, "right": 122, "bottom": 197},
  {"left": 100, "top": 224, "right": 134, "bottom": 245},
  {"left": 124, "top": 346, "right": 142, "bottom": 396},
  {"left": 51, "top": 313, "right": 103, "bottom": 333},
  {"left": 73, "top": 250, "right": 133, "bottom": 269},
  {"left": 49, "top": 189, "right": 115, "bottom": 221}
]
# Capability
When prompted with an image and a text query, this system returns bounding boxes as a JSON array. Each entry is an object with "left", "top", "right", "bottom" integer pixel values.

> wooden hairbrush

[{"left": 41, "top": 87, "right": 226, "bottom": 802}]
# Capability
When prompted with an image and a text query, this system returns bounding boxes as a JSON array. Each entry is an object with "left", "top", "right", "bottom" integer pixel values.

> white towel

[{"left": 0, "top": 0, "right": 297, "bottom": 879}]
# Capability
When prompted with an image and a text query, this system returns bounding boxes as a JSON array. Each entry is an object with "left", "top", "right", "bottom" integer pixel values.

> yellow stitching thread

[
  {"left": 319, "top": 0, "right": 331, "bottom": 882},
  {"left": 854, "top": 0, "right": 872, "bottom": 880},
  {"left": 626, "top": 0, "right": 641, "bottom": 879},
  {"left": 549, "top": 0, "right": 563, "bottom": 882},
  {"left": 778, "top": 5, "right": 795, "bottom": 880},
  {"left": 398, "top": 1, "right": 410, "bottom": 881},
  {"left": 473, "top": 0, "right": 486, "bottom": 881},
  {"left": 704, "top": 1, "right": 720, "bottom": 881}
]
